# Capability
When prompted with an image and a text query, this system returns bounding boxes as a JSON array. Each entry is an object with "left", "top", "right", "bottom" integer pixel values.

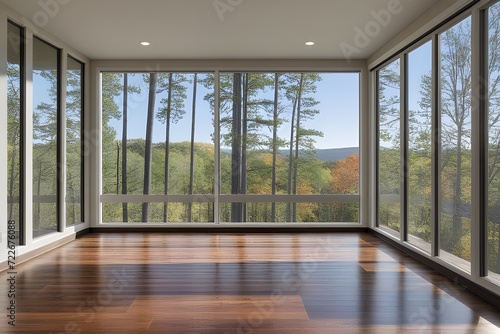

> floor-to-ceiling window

[
  {"left": 7, "top": 21, "right": 24, "bottom": 244},
  {"left": 487, "top": 1, "right": 500, "bottom": 284},
  {"left": 378, "top": 59, "right": 401, "bottom": 235},
  {"left": 66, "top": 56, "right": 84, "bottom": 226},
  {"left": 218, "top": 72, "right": 360, "bottom": 223},
  {"left": 376, "top": 8, "right": 495, "bottom": 281},
  {"left": 101, "top": 72, "right": 215, "bottom": 223},
  {"left": 438, "top": 16, "right": 472, "bottom": 272},
  {"left": 100, "top": 71, "right": 360, "bottom": 224},
  {"left": 407, "top": 40, "right": 433, "bottom": 254},
  {"left": 32, "top": 37, "right": 60, "bottom": 237}
]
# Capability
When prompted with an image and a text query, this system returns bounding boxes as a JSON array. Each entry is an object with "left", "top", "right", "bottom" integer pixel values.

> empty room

[{"left": 1, "top": 0, "right": 500, "bottom": 332}]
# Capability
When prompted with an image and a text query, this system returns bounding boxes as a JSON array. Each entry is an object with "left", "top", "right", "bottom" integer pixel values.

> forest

[{"left": 100, "top": 72, "right": 360, "bottom": 224}]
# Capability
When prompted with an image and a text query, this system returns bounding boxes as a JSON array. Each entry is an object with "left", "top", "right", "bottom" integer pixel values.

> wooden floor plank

[{"left": 1, "top": 232, "right": 499, "bottom": 333}]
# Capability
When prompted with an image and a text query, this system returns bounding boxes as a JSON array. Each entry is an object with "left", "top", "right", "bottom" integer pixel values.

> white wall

[
  {"left": 368, "top": 0, "right": 474, "bottom": 69},
  {"left": 0, "top": 10, "right": 8, "bottom": 265},
  {"left": 0, "top": 1, "right": 90, "bottom": 265}
]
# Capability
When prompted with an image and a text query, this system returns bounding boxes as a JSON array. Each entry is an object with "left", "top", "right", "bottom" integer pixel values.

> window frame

[
  {"left": 66, "top": 55, "right": 85, "bottom": 226},
  {"left": 7, "top": 20, "right": 26, "bottom": 245},
  {"left": 32, "top": 35, "right": 62, "bottom": 237},
  {"left": 97, "top": 70, "right": 363, "bottom": 225}
]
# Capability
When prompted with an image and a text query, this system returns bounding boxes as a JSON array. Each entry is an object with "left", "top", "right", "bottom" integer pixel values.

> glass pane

[
  {"left": 102, "top": 202, "right": 214, "bottom": 223},
  {"left": 378, "top": 59, "right": 401, "bottom": 234},
  {"left": 219, "top": 202, "right": 359, "bottom": 223},
  {"left": 101, "top": 72, "right": 214, "bottom": 223},
  {"left": 66, "top": 57, "right": 83, "bottom": 226},
  {"left": 407, "top": 41, "right": 432, "bottom": 253},
  {"left": 439, "top": 17, "right": 472, "bottom": 272},
  {"left": 487, "top": 2, "right": 500, "bottom": 283},
  {"left": 219, "top": 72, "right": 360, "bottom": 223},
  {"left": 7, "top": 22, "right": 23, "bottom": 244},
  {"left": 33, "top": 37, "right": 59, "bottom": 237}
]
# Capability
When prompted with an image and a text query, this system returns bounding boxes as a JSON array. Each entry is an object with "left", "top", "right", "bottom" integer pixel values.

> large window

[
  {"left": 374, "top": 5, "right": 500, "bottom": 290},
  {"left": 487, "top": 2, "right": 500, "bottom": 283},
  {"left": 439, "top": 17, "right": 472, "bottom": 271},
  {"left": 101, "top": 72, "right": 215, "bottom": 223},
  {"left": 101, "top": 72, "right": 360, "bottom": 223},
  {"left": 378, "top": 59, "right": 401, "bottom": 234},
  {"left": 219, "top": 72, "right": 359, "bottom": 223},
  {"left": 66, "top": 56, "right": 84, "bottom": 226},
  {"left": 33, "top": 37, "right": 60, "bottom": 237},
  {"left": 376, "top": 16, "right": 473, "bottom": 272},
  {"left": 407, "top": 41, "right": 433, "bottom": 253},
  {"left": 7, "top": 22, "right": 24, "bottom": 244}
]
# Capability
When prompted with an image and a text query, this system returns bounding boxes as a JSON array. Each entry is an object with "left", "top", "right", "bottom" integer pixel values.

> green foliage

[{"left": 99, "top": 71, "right": 354, "bottom": 224}]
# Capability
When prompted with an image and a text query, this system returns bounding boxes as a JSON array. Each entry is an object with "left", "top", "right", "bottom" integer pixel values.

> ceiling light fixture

[
  {"left": 141, "top": 41, "right": 150, "bottom": 46},
  {"left": 305, "top": 41, "right": 315, "bottom": 46}
]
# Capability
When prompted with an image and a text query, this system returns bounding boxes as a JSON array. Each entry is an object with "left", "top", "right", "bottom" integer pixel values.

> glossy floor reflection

[{"left": 1, "top": 232, "right": 500, "bottom": 333}]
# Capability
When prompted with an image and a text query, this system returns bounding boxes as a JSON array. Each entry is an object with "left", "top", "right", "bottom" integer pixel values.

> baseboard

[
  {"left": 0, "top": 234, "right": 75, "bottom": 272},
  {"left": 369, "top": 229, "right": 500, "bottom": 309},
  {"left": 76, "top": 228, "right": 91, "bottom": 238},
  {"left": 89, "top": 227, "right": 369, "bottom": 233}
]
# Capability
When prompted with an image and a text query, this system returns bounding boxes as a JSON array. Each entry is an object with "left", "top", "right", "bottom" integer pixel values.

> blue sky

[{"left": 108, "top": 72, "right": 360, "bottom": 150}]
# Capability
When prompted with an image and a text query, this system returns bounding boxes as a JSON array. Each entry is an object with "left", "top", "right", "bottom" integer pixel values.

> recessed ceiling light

[
  {"left": 141, "top": 41, "right": 150, "bottom": 46},
  {"left": 305, "top": 41, "right": 315, "bottom": 46}
]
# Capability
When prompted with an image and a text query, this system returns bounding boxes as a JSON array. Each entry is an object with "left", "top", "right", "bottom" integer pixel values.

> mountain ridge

[{"left": 219, "top": 147, "right": 359, "bottom": 162}]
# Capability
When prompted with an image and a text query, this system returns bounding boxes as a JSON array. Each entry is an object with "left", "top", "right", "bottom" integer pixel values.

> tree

[
  {"left": 231, "top": 73, "right": 243, "bottom": 222},
  {"left": 283, "top": 73, "right": 323, "bottom": 222},
  {"left": 7, "top": 62, "right": 21, "bottom": 224},
  {"left": 141, "top": 73, "right": 157, "bottom": 223},
  {"left": 378, "top": 60, "right": 401, "bottom": 145},
  {"left": 188, "top": 73, "right": 198, "bottom": 222},
  {"left": 122, "top": 73, "right": 129, "bottom": 222},
  {"left": 156, "top": 73, "right": 188, "bottom": 222},
  {"left": 32, "top": 65, "right": 59, "bottom": 233},
  {"left": 269, "top": 73, "right": 288, "bottom": 221},
  {"left": 101, "top": 73, "right": 124, "bottom": 196},
  {"left": 378, "top": 60, "right": 402, "bottom": 231},
  {"left": 66, "top": 60, "right": 84, "bottom": 225},
  {"left": 439, "top": 18, "right": 472, "bottom": 252},
  {"left": 331, "top": 154, "right": 359, "bottom": 194},
  {"left": 211, "top": 73, "right": 274, "bottom": 222},
  {"left": 485, "top": 4, "right": 500, "bottom": 273}
]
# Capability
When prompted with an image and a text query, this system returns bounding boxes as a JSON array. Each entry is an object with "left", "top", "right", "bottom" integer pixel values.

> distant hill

[
  {"left": 279, "top": 147, "right": 359, "bottom": 162},
  {"left": 315, "top": 147, "right": 359, "bottom": 162},
  {"left": 221, "top": 147, "right": 359, "bottom": 163}
]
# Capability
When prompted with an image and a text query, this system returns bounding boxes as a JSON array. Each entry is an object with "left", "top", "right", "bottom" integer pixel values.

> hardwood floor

[{"left": 2, "top": 232, "right": 500, "bottom": 333}]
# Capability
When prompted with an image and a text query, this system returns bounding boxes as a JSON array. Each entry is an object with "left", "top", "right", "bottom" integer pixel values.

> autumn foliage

[{"left": 330, "top": 154, "right": 359, "bottom": 194}]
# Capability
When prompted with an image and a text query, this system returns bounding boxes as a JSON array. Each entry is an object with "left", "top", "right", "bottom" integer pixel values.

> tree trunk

[
  {"left": 241, "top": 73, "right": 249, "bottom": 222},
  {"left": 272, "top": 74, "right": 279, "bottom": 222},
  {"left": 8, "top": 142, "right": 17, "bottom": 222},
  {"left": 121, "top": 73, "right": 128, "bottom": 222},
  {"left": 231, "top": 73, "right": 243, "bottom": 222},
  {"left": 36, "top": 162, "right": 42, "bottom": 233},
  {"left": 116, "top": 142, "right": 120, "bottom": 195},
  {"left": 188, "top": 73, "right": 198, "bottom": 222},
  {"left": 71, "top": 184, "right": 76, "bottom": 225},
  {"left": 451, "top": 121, "right": 463, "bottom": 250},
  {"left": 293, "top": 74, "right": 304, "bottom": 222},
  {"left": 141, "top": 73, "right": 157, "bottom": 223},
  {"left": 496, "top": 223, "right": 500, "bottom": 273},
  {"left": 163, "top": 73, "right": 173, "bottom": 222},
  {"left": 287, "top": 94, "right": 298, "bottom": 222}
]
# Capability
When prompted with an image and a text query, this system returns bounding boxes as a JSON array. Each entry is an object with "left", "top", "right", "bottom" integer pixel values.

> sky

[
  {"left": 379, "top": 40, "right": 433, "bottom": 148},
  {"left": 107, "top": 72, "right": 360, "bottom": 150}
]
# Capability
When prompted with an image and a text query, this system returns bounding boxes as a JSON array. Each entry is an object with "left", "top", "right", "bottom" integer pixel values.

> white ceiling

[{"left": 1, "top": 0, "right": 440, "bottom": 60}]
